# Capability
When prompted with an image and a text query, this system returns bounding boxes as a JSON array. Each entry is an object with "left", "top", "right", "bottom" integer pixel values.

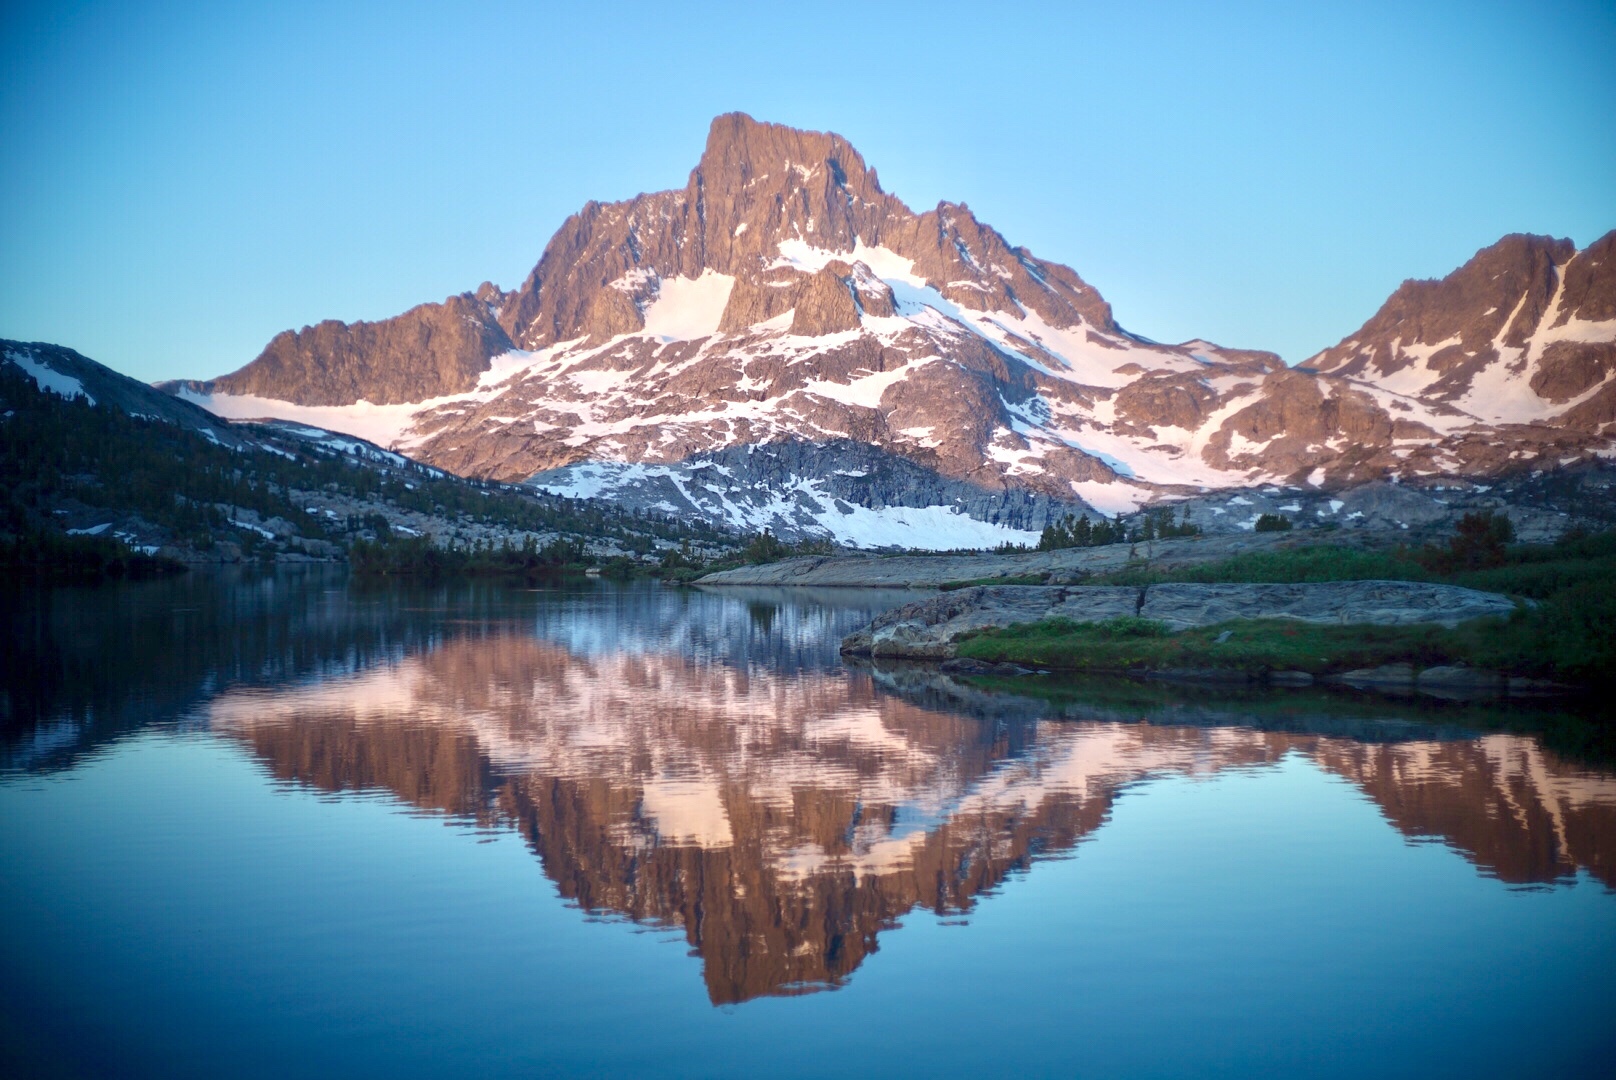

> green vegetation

[
  {"left": 1038, "top": 506, "right": 1199, "bottom": 551},
  {"left": 1096, "top": 544, "right": 1428, "bottom": 587},
  {"left": 1038, "top": 513, "right": 1124, "bottom": 550},
  {"left": 0, "top": 530, "right": 184, "bottom": 583},
  {"left": 960, "top": 521, "right": 1616, "bottom": 686},
  {"left": 737, "top": 529, "right": 835, "bottom": 565},
  {"left": 1423, "top": 509, "right": 1515, "bottom": 572},
  {"left": 939, "top": 573, "right": 1050, "bottom": 591},
  {"left": 1254, "top": 512, "right": 1292, "bottom": 532},
  {"left": 348, "top": 533, "right": 589, "bottom": 578},
  {"left": 960, "top": 618, "right": 1468, "bottom": 677},
  {"left": 0, "top": 365, "right": 735, "bottom": 577},
  {"left": 1094, "top": 515, "right": 1612, "bottom": 599}
]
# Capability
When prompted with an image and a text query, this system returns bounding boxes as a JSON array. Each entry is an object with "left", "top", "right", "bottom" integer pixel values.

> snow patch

[
  {"left": 800, "top": 359, "right": 931, "bottom": 409},
  {"left": 814, "top": 503, "right": 1040, "bottom": 550},
  {"left": 178, "top": 388, "right": 444, "bottom": 449},
  {"left": 1067, "top": 480, "right": 1150, "bottom": 516},
  {"left": 640, "top": 270, "right": 735, "bottom": 341},
  {"left": 5, "top": 349, "right": 94, "bottom": 405},
  {"left": 773, "top": 239, "right": 923, "bottom": 285}
]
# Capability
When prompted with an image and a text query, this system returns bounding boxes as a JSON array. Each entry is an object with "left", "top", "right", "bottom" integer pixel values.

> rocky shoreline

[
  {"left": 695, "top": 533, "right": 1310, "bottom": 588},
  {"left": 838, "top": 581, "right": 1520, "bottom": 659},
  {"left": 833, "top": 580, "right": 1569, "bottom": 698}
]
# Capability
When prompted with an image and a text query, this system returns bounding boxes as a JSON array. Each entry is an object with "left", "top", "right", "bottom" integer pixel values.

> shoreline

[{"left": 838, "top": 580, "right": 1602, "bottom": 695}]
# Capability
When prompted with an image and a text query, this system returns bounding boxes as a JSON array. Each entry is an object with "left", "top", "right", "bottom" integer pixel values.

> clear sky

[{"left": 2, "top": 0, "right": 1612, "bottom": 383}]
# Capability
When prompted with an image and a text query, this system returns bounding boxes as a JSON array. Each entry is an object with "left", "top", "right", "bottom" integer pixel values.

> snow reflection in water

[{"left": 208, "top": 634, "right": 1616, "bottom": 1004}]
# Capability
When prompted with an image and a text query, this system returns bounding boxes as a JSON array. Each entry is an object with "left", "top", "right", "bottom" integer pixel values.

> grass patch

[
  {"left": 1096, "top": 544, "right": 1429, "bottom": 587},
  {"left": 957, "top": 595, "right": 1616, "bottom": 685},
  {"left": 939, "top": 573, "right": 1049, "bottom": 591},
  {"left": 1068, "top": 531, "right": 1616, "bottom": 684},
  {"left": 958, "top": 617, "right": 1463, "bottom": 675}
]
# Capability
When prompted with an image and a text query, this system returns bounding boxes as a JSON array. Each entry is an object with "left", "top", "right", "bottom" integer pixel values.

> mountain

[
  {"left": 1303, "top": 232, "right": 1616, "bottom": 439},
  {"left": 170, "top": 114, "right": 1616, "bottom": 546},
  {"left": 191, "top": 289, "right": 513, "bottom": 406},
  {"left": 7, "top": 339, "right": 250, "bottom": 447},
  {"left": 2, "top": 340, "right": 731, "bottom": 568}
]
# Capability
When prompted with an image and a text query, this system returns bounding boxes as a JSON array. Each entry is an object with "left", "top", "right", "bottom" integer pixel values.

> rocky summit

[{"left": 168, "top": 114, "right": 1616, "bottom": 546}]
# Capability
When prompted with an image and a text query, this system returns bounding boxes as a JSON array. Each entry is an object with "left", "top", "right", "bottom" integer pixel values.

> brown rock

[
  {"left": 1530, "top": 341, "right": 1616, "bottom": 403},
  {"left": 207, "top": 292, "right": 512, "bottom": 406},
  {"left": 790, "top": 263, "right": 863, "bottom": 336},
  {"left": 1554, "top": 229, "right": 1616, "bottom": 326},
  {"left": 1113, "top": 372, "right": 1220, "bottom": 432},
  {"left": 1307, "top": 234, "right": 1575, "bottom": 384},
  {"left": 174, "top": 113, "right": 1614, "bottom": 503},
  {"left": 717, "top": 268, "right": 801, "bottom": 332}
]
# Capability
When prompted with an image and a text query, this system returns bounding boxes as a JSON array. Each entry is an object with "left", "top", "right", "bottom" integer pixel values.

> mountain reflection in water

[{"left": 207, "top": 634, "right": 1616, "bottom": 1005}]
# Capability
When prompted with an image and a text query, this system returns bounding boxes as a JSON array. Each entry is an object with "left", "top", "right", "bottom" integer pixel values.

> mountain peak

[
  {"left": 697, "top": 113, "right": 876, "bottom": 191},
  {"left": 1303, "top": 230, "right": 1614, "bottom": 425}
]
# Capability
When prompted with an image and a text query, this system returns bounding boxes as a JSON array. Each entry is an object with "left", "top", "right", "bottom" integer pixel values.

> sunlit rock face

[
  {"left": 172, "top": 114, "right": 1616, "bottom": 542},
  {"left": 211, "top": 638, "right": 1616, "bottom": 1003}
]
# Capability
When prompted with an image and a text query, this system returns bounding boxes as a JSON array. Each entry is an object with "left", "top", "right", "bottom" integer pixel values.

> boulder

[
  {"left": 1139, "top": 580, "right": 1517, "bottom": 631},
  {"left": 841, "top": 585, "right": 1140, "bottom": 659},
  {"left": 1332, "top": 664, "right": 1418, "bottom": 689},
  {"left": 841, "top": 580, "right": 1520, "bottom": 660}
]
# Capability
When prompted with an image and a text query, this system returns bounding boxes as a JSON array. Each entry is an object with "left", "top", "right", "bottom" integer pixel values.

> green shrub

[
  {"left": 1099, "top": 545, "right": 1428, "bottom": 587},
  {"left": 1038, "top": 513, "right": 1126, "bottom": 550},
  {"left": 1420, "top": 510, "right": 1515, "bottom": 572}
]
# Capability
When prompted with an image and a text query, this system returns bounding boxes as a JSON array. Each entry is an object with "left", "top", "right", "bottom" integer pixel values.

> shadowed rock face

[
  {"left": 210, "top": 634, "right": 1616, "bottom": 1004},
  {"left": 5, "top": 340, "right": 247, "bottom": 446}
]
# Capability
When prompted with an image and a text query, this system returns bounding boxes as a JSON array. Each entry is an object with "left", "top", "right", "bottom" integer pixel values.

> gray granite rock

[
  {"left": 1139, "top": 580, "right": 1517, "bottom": 631},
  {"left": 841, "top": 586, "right": 1141, "bottom": 659},
  {"left": 699, "top": 532, "right": 1299, "bottom": 588},
  {"left": 840, "top": 580, "right": 1519, "bottom": 660}
]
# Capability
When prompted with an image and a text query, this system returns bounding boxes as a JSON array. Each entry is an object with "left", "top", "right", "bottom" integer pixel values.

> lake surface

[{"left": 3, "top": 569, "right": 1614, "bottom": 1078}]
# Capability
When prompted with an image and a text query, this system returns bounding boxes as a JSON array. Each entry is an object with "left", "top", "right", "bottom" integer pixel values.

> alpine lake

[{"left": 3, "top": 569, "right": 1613, "bottom": 1078}]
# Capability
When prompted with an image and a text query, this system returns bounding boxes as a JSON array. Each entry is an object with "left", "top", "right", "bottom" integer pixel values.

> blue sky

[{"left": 2, "top": 0, "right": 1612, "bottom": 383}]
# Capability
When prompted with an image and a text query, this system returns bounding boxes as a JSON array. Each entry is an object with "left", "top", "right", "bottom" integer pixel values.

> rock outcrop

[
  {"left": 1137, "top": 581, "right": 1517, "bottom": 631},
  {"left": 190, "top": 292, "right": 512, "bottom": 406},
  {"left": 838, "top": 581, "right": 1519, "bottom": 659}
]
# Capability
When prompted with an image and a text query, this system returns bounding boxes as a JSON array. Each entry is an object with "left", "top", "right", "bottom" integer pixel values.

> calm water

[{"left": 2, "top": 570, "right": 1614, "bottom": 1078}]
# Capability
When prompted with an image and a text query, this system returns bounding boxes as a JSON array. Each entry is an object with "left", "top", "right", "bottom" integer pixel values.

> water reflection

[
  {"left": 0, "top": 573, "right": 920, "bottom": 772},
  {"left": 207, "top": 634, "right": 1616, "bottom": 1004}
]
